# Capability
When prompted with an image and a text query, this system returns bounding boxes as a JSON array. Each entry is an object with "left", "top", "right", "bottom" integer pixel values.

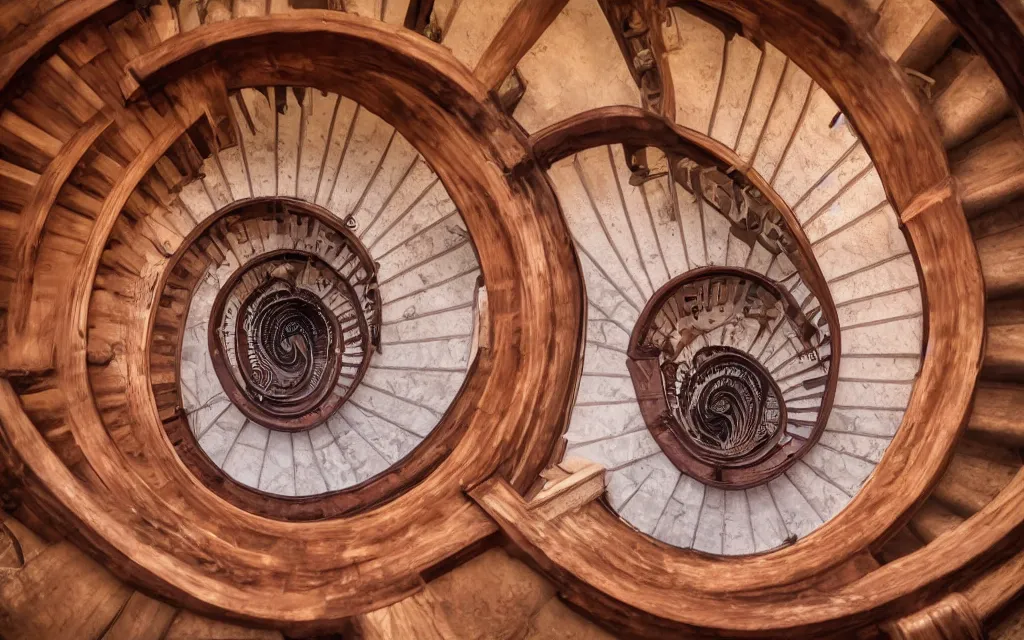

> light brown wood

[
  {"left": 983, "top": 323, "right": 1024, "bottom": 380},
  {"left": 472, "top": 0, "right": 570, "bottom": 92},
  {"left": 908, "top": 499, "right": 966, "bottom": 543},
  {"left": 899, "top": 176, "right": 957, "bottom": 224},
  {"left": 353, "top": 548, "right": 612, "bottom": 640},
  {"left": 0, "top": 1, "right": 1018, "bottom": 637},
  {"left": 952, "top": 118, "right": 1024, "bottom": 217},
  {"left": 471, "top": 462, "right": 1024, "bottom": 637},
  {"left": 930, "top": 0, "right": 1024, "bottom": 130},
  {"left": 355, "top": 589, "right": 455, "bottom": 640},
  {"left": 964, "top": 546, "right": 1024, "bottom": 623},
  {"left": 931, "top": 444, "right": 1020, "bottom": 517},
  {"left": 524, "top": 459, "right": 605, "bottom": 522},
  {"left": 968, "top": 383, "right": 1024, "bottom": 447},
  {"left": 0, "top": 508, "right": 285, "bottom": 640},
  {"left": 886, "top": 594, "right": 984, "bottom": 640},
  {"left": 934, "top": 55, "right": 1013, "bottom": 150},
  {"left": 522, "top": 53, "right": 981, "bottom": 611},
  {"left": 898, "top": 10, "right": 959, "bottom": 74},
  {"left": 0, "top": 13, "right": 584, "bottom": 632},
  {"left": 976, "top": 216, "right": 1024, "bottom": 298},
  {"left": 101, "top": 592, "right": 178, "bottom": 640}
]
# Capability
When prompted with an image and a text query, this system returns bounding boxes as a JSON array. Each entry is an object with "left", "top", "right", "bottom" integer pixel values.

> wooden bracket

[
  {"left": 471, "top": 458, "right": 606, "bottom": 526},
  {"left": 900, "top": 177, "right": 958, "bottom": 225},
  {"left": 527, "top": 458, "right": 606, "bottom": 521}
]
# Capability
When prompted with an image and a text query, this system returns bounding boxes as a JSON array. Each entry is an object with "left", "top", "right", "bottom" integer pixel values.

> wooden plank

[
  {"left": 1, "top": 13, "right": 583, "bottom": 632},
  {"left": 933, "top": 55, "right": 1012, "bottom": 150},
  {"left": 952, "top": 119, "right": 1024, "bottom": 217},
  {"left": 524, "top": 458, "right": 605, "bottom": 521},
  {"left": 968, "top": 383, "right": 1024, "bottom": 447},
  {"left": 5, "top": 109, "right": 112, "bottom": 373},
  {"left": 101, "top": 592, "right": 178, "bottom": 640},
  {"left": 0, "top": 0, "right": 120, "bottom": 103},
  {"left": 471, "top": 464, "right": 1024, "bottom": 636}
]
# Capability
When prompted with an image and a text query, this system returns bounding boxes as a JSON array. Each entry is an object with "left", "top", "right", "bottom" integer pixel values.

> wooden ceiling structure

[{"left": 0, "top": 0, "right": 1022, "bottom": 638}]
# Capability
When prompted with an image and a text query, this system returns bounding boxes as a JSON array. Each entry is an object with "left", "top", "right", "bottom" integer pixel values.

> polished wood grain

[{"left": 886, "top": 594, "right": 984, "bottom": 640}]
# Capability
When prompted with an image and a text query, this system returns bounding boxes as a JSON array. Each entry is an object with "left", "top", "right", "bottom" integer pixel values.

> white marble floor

[{"left": 176, "top": 87, "right": 479, "bottom": 496}]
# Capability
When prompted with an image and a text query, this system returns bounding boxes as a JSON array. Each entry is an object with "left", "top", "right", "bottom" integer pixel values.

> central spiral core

[
  {"left": 202, "top": 204, "right": 381, "bottom": 433},
  {"left": 626, "top": 266, "right": 833, "bottom": 488},
  {"left": 237, "top": 283, "right": 337, "bottom": 416},
  {"left": 212, "top": 252, "right": 371, "bottom": 431},
  {"left": 670, "top": 346, "right": 785, "bottom": 466}
]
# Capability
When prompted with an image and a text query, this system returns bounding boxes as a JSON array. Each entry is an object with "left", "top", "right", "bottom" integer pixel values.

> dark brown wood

[
  {"left": 403, "top": 0, "right": 435, "bottom": 33},
  {"left": 886, "top": 594, "right": 984, "bottom": 640}
]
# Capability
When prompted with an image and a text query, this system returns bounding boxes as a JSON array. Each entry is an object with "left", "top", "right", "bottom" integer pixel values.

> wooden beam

[
  {"left": 522, "top": 458, "right": 605, "bottom": 521},
  {"left": 2, "top": 14, "right": 584, "bottom": 632},
  {"left": 983, "top": 323, "right": 1024, "bottom": 381},
  {"left": 931, "top": 0, "right": 1024, "bottom": 126},
  {"left": 934, "top": 55, "right": 1013, "bottom": 150},
  {"left": 472, "top": 0, "right": 570, "bottom": 92},
  {"left": 952, "top": 119, "right": 1024, "bottom": 217},
  {"left": 4, "top": 110, "right": 113, "bottom": 373},
  {"left": 471, "top": 458, "right": 1024, "bottom": 637},
  {"left": 976, "top": 214, "right": 1024, "bottom": 299},
  {"left": 403, "top": 0, "right": 435, "bottom": 32},
  {"left": 931, "top": 444, "right": 1020, "bottom": 517},
  {"left": 529, "top": 105, "right": 727, "bottom": 170},
  {"left": 0, "top": 0, "right": 120, "bottom": 104}
]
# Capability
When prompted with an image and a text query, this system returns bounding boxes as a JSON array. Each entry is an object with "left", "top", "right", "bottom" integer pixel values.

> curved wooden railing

[{"left": 0, "top": 1, "right": 1019, "bottom": 638}]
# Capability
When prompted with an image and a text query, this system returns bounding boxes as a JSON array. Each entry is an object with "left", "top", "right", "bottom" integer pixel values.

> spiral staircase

[{"left": 0, "top": 0, "right": 1022, "bottom": 638}]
